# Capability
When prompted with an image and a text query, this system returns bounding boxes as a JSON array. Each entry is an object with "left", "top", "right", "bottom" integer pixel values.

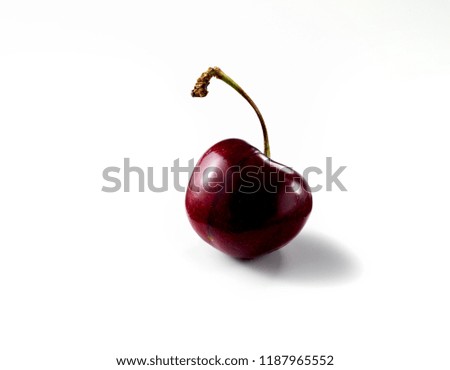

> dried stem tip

[{"left": 191, "top": 67, "right": 220, "bottom": 97}]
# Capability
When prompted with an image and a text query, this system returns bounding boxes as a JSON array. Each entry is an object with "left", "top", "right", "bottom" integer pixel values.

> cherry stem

[{"left": 191, "top": 67, "right": 271, "bottom": 158}]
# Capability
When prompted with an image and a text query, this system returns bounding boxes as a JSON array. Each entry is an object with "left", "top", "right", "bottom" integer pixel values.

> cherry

[{"left": 185, "top": 67, "right": 312, "bottom": 259}]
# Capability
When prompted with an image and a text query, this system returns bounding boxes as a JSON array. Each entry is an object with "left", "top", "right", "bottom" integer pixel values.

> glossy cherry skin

[
  {"left": 186, "top": 139, "right": 312, "bottom": 259},
  {"left": 185, "top": 138, "right": 312, "bottom": 259}
]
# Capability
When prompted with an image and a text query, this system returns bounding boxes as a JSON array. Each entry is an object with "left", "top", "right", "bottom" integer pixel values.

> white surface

[{"left": 1, "top": 1, "right": 449, "bottom": 369}]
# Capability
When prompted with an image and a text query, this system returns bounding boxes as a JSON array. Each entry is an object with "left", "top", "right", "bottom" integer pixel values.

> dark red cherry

[
  {"left": 186, "top": 67, "right": 312, "bottom": 259},
  {"left": 186, "top": 138, "right": 312, "bottom": 259}
]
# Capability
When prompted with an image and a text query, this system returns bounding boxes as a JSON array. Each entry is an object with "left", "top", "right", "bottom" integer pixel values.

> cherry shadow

[{"left": 240, "top": 231, "right": 360, "bottom": 284}]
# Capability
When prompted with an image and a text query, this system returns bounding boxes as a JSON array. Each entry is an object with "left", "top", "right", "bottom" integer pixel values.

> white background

[{"left": 1, "top": 1, "right": 449, "bottom": 369}]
